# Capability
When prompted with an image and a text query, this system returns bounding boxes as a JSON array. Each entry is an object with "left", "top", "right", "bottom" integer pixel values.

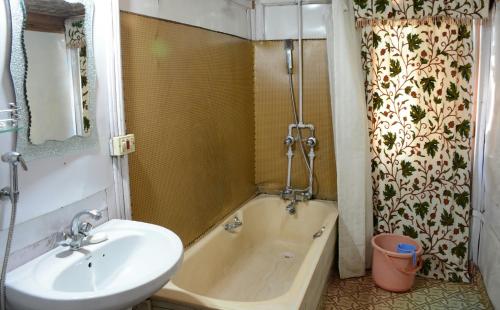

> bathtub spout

[{"left": 286, "top": 199, "right": 297, "bottom": 215}]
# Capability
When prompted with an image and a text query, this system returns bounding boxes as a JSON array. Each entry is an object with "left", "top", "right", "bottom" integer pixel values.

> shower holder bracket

[{"left": 0, "top": 187, "right": 10, "bottom": 201}]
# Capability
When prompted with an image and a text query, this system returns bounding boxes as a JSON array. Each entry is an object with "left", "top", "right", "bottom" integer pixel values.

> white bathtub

[{"left": 152, "top": 195, "right": 338, "bottom": 310}]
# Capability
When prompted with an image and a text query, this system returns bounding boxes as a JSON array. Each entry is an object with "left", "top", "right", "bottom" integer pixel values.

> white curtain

[
  {"left": 474, "top": 3, "right": 500, "bottom": 309},
  {"left": 326, "top": 0, "right": 373, "bottom": 278}
]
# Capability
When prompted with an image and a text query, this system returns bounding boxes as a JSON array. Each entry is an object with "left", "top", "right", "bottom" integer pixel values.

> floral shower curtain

[
  {"left": 65, "top": 17, "right": 86, "bottom": 49},
  {"left": 354, "top": 0, "right": 488, "bottom": 282},
  {"left": 354, "top": 0, "right": 488, "bottom": 26}
]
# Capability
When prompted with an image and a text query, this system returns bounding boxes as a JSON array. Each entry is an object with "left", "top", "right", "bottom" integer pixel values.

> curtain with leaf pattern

[
  {"left": 354, "top": 0, "right": 488, "bottom": 26},
  {"left": 355, "top": 0, "right": 487, "bottom": 282},
  {"left": 64, "top": 17, "right": 86, "bottom": 49}
]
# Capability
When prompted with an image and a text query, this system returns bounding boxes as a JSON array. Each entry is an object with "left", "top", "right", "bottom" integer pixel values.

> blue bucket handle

[{"left": 397, "top": 243, "right": 417, "bottom": 266}]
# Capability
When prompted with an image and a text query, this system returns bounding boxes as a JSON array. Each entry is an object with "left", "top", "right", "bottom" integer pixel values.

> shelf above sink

[{"left": 7, "top": 219, "right": 183, "bottom": 310}]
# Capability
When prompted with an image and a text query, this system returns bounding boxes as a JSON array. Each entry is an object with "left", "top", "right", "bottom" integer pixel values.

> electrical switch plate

[{"left": 110, "top": 134, "right": 136, "bottom": 156}]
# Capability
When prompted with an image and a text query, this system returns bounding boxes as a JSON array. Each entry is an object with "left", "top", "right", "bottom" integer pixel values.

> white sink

[{"left": 6, "top": 219, "right": 183, "bottom": 310}]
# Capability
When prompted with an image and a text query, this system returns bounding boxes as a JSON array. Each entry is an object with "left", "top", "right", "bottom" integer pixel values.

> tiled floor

[{"left": 323, "top": 271, "right": 493, "bottom": 310}]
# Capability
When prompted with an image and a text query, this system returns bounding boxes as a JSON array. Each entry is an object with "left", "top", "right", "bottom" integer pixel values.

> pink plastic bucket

[{"left": 371, "top": 234, "right": 423, "bottom": 292}]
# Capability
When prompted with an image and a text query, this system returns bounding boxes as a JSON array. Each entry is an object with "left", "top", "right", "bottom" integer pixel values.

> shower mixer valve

[
  {"left": 284, "top": 135, "right": 317, "bottom": 147},
  {"left": 281, "top": 189, "right": 312, "bottom": 202},
  {"left": 306, "top": 137, "right": 317, "bottom": 147},
  {"left": 284, "top": 135, "right": 295, "bottom": 146}
]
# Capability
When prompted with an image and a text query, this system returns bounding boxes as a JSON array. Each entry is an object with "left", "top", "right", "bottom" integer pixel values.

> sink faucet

[{"left": 62, "top": 210, "right": 103, "bottom": 250}]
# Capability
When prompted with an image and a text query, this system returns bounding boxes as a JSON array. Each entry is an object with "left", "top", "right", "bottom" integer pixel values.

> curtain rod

[{"left": 258, "top": 0, "right": 331, "bottom": 5}]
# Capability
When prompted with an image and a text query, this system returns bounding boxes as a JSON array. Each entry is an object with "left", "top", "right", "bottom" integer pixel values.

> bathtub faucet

[
  {"left": 286, "top": 199, "right": 297, "bottom": 215},
  {"left": 224, "top": 216, "right": 242, "bottom": 232},
  {"left": 281, "top": 188, "right": 311, "bottom": 202},
  {"left": 282, "top": 189, "right": 310, "bottom": 215}
]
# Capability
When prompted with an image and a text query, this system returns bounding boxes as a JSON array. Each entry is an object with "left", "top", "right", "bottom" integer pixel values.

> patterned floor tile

[{"left": 323, "top": 271, "right": 493, "bottom": 310}]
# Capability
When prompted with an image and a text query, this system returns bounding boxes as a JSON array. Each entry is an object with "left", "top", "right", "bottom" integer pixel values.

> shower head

[{"left": 284, "top": 40, "right": 294, "bottom": 74}]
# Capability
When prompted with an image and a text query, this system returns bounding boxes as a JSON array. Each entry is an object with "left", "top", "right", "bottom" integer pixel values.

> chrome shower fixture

[
  {"left": 283, "top": 123, "right": 316, "bottom": 199},
  {"left": 281, "top": 0, "right": 316, "bottom": 203},
  {"left": 306, "top": 137, "right": 317, "bottom": 147},
  {"left": 284, "top": 39, "right": 294, "bottom": 74},
  {"left": 0, "top": 151, "right": 27, "bottom": 310},
  {"left": 284, "top": 135, "right": 295, "bottom": 146},
  {"left": 0, "top": 151, "right": 27, "bottom": 204}
]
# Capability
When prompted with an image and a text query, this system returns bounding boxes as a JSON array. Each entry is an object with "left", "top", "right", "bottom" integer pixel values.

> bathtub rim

[{"left": 153, "top": 194, "right": 338, "bottom": 310}]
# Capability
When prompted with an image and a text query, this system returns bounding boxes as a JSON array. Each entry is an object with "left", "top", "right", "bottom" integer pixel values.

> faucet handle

[
  {"left": 88, "top": 209, "right": 103, "bottom": 220},
  {"left": 58, "top": 232, "right": 72, "bottom": 247},
  {"left": 284, "top": 135, "right": 295, "bottom": 146},
  {"left": 79, "top": 222, "right": 94, "bottom": 236},
  {"left": 306, "top": 137, "right": 317, "bottom": 148}
]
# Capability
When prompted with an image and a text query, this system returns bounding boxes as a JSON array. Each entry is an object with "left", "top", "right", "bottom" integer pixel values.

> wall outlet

[{"left": 110, "top": 134, "right": 136, "bottom": 156}]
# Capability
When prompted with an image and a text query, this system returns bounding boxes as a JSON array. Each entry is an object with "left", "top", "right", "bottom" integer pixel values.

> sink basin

[{"left": 6, "top": 219, "right": 183, "bottom": 310}]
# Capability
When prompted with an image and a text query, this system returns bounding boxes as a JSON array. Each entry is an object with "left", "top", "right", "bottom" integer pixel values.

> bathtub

[{"left": 152, "top": 194, "right": 338, "bottom": 310}]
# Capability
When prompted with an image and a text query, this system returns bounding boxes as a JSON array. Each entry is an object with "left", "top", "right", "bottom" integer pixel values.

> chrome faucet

[
  {"left": 286, "top": 198, "right": 297, "bottom": 215},
  {"left": 61, "top": 210, "right": 103, "bottom": 250},
  {"left": 224, "top": 216, "right": 242, "bottom": 232},
  {"left": 282, "top": 189, "right": 310, "bottom": 215}
]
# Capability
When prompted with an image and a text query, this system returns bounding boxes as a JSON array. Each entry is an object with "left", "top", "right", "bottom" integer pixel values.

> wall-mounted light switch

[{"left": 110, "top": 134, "right": 136, "bottom": 156}]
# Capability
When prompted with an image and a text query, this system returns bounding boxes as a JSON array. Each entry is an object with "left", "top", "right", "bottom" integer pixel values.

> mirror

[
  {"left": 8, "top": 0, "right": 97, "bottom": 159},
  {"left": 24, "top": 0, "right": 88, "bottom": 144}
]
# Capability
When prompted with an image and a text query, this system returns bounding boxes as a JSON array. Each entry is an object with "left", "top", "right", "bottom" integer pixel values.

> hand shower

[
  {"left": 284, "top": 39, "right": 294, "bottom": 74},
  {"left": 0, "top": 152, "right": 28, "bottom": 310}
]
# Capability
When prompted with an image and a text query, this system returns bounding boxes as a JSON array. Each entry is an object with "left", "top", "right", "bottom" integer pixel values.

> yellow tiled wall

[
  {"left": 120, "top": 13, "right": 256, "bottom": 245},
  {"left": 121, "top": 13, "right": 337, "bottom": 245},
  {"left": 254, "top": 40, "right": 337, "bottom": 200}
]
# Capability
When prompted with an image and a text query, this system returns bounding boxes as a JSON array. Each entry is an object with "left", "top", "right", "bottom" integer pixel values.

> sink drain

[{"left": 281, "top": 252, "right": 295, "bottom": 259}]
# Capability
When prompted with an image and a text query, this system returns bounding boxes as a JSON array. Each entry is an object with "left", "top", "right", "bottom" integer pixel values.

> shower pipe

[
  {"left": 283, "top": 0, "right": 316, "bottom": 199},
  {"left": 297, "top": 0, "right": 304, "bottom": 124},
  {"left": 285, "top": 122, "right": 315, "bottom": 197}
]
